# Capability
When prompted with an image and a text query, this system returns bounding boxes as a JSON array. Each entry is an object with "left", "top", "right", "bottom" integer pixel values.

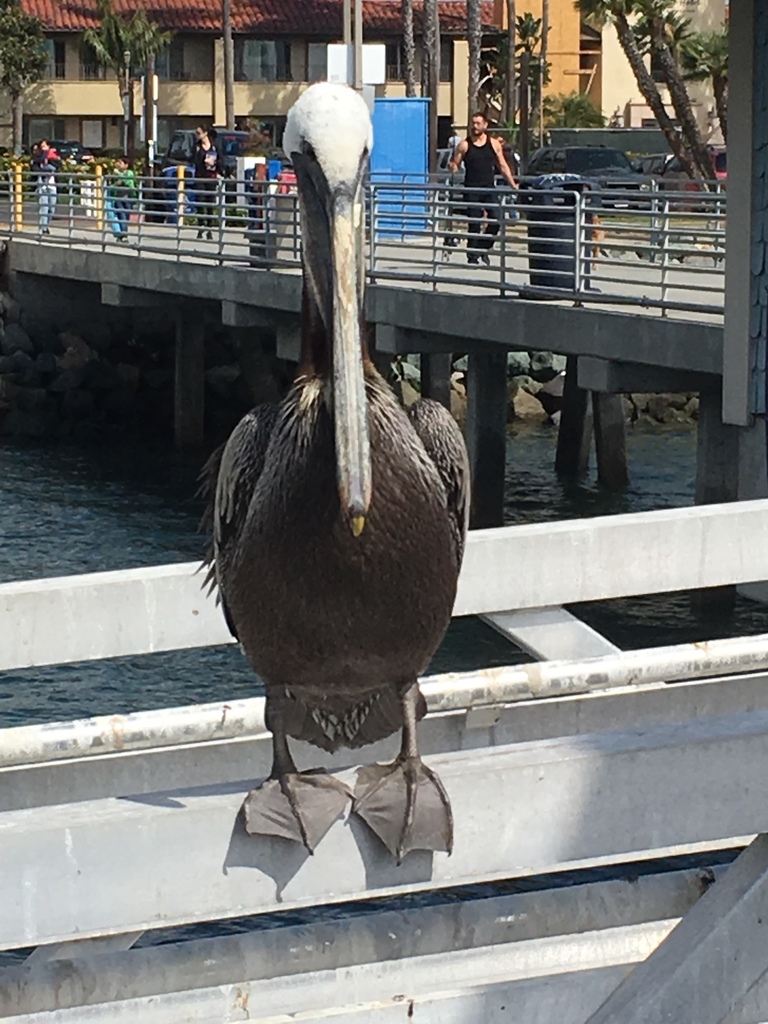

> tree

[
  {"left": 680, "top": 28, "right": 728, "bottom": 143},
  {"left": 0, "top": 0, "right": 48, "bottom": 157},
  {"left": 467, "top": 0, "right": 483, "bottom": 114},
  {"left": 634, "top": 0, "right": 712, "bottom": 181},
  {"left": 544, "top": 91, "right": 605, "bottom": 127},
  {"left": 575, "top": 0, "right": 696, "bottom": 178},
  {"left": 83, "top": 0, "right": 171, "bottom": 158},
  {"left": 401, "top": 0, "right": 417, "bottom": 96}
]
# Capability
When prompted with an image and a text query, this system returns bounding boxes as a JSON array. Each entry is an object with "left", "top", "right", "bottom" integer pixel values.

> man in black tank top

[{"left": 450, "top": 112, "right": 517, "bottom": 264}]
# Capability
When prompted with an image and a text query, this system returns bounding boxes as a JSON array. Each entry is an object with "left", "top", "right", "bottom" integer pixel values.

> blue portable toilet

[{"left": 370, "top": 97, "right": 429, "bottom": 239}]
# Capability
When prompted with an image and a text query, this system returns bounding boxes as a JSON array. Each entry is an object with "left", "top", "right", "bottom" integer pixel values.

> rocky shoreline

[{"left": 0, "top": 286, "right": 698, "bottom": 440}]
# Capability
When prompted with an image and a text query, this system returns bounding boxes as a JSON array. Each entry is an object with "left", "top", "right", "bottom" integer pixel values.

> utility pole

[
  {"left": 353, "top": 0, "right": 363, "bottom": 89},
  {"left": 222, "top": 0, "right": 235, "bottom": 129},
  {"left": 519, "top": 48, "right": 530, "bottom": 174},
  {"left": 539, "top": 0, "right": 549, "bottom": 145},
  {"left": 423, "top": 0, "right": 440, "bottom": 172},
  {"left": 144, "top": 54, "right": 158, "bottom": 176},
  {"left": 122, "top": 49, "right": 132, "bottom": 159}
]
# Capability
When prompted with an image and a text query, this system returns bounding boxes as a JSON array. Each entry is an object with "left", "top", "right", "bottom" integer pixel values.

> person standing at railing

[
  {"left": 193, "top": 128, "right": 222, "bottom": 241},
  {"left": 31, "top": 140, "right": 58, "bottom": 237},
  {"left": 105, "top": 156, "right": 136, "bottom": 243},
  {"left": 450, "top": 113, "right": 517, "bottom": 265}
]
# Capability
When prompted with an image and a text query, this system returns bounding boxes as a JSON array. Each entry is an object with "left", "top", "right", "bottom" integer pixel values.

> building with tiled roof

[{"left": 0, "top": 0, "right": 499, "bottom": 152}]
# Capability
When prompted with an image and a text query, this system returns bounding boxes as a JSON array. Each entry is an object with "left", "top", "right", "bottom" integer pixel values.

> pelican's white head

[
  {"left": 284, "top": 83, "right": 373, "bottom": 538},
  {"left": 284, "top": 82, "right": 373, "bottom": 191}
]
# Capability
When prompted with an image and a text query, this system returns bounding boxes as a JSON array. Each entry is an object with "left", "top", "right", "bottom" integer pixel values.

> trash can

[
  {"left": 517, "top": 174, "right": 598, "bottom": 293},
  {"left": 245, "top": 162, "right": 274, "bottom": 264}
]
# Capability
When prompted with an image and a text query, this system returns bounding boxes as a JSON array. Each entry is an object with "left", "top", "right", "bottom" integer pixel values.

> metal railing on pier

[{"left": 0, "top": 166, "right": 726, "bottom": 321}]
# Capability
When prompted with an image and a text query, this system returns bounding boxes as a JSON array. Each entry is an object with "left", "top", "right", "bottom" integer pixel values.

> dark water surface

[{"left": 2, "top": 422, "right": 767, "bottom": 728}]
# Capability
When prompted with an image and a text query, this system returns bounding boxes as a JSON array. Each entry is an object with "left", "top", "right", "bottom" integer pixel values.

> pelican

[{"left": 203, "top": 83, "right": 469, "bottom": 862}]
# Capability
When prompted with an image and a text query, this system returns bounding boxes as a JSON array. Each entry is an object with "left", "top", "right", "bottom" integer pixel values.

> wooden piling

[
  {"left": 555, "top": 355, "right": 592, "bottom": 477},
  {"left": 593, "top": 393, "right": 629, "bottom": 490},
  {"left": 421, "top": 353, "right": 452, "bottom": 410},
  {"left": 466, "top": 350, "right": 507, "bottom": 528}
]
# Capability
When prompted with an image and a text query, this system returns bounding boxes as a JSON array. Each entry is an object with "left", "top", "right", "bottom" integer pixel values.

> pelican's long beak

[{"left": 330, "top": 189, "right": 371, "bottom": 536}]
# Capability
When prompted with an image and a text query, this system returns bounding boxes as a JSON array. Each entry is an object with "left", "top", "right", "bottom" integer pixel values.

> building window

[
  {"left": 307, "top": 42, "right": 327, "bottom": 82},
  {"left": 157, "top": 37, "right": 189, "bottom": 81},
  {"left": 385, "top": 40, "right": 452, "bottom": 81},
  {"left": 43, "top": 39, "right": 66, "bottom": 79},
  {"left": 79, "top": 43, "right": 107, "bottom": 80},
  {"left": 235, "top": 39, "right": 292, "bottom": 82}
]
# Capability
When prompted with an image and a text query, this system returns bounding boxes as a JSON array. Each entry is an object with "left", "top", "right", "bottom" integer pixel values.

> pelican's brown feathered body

[
  {"left": 204, "top": 82, "right": 469, "bottom": 859},
  {"left": 210, "top": 369, "right": 467, "bottom": 753}
]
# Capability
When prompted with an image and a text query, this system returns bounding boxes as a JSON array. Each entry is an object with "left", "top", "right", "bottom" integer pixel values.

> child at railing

[{"left": 106, "top": 157, "right": 136, "bottom": 243}]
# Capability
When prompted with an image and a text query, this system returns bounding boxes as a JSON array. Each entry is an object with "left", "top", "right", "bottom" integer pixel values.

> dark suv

[{"left": 525, "top": 146, "right": 648, "bottom": 205}]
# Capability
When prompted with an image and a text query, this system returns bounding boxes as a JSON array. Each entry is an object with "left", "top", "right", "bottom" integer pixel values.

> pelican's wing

[
  {"left": 408, "top": 398, "right": 470, "bottom": 567},
  {"left": 199, "top": 404, "right": 279, "bottom": 638}
]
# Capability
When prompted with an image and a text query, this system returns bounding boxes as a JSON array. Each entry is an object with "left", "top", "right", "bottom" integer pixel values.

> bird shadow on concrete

[{"left": 222, "top": 802, "right": 314, "bottom": 900}]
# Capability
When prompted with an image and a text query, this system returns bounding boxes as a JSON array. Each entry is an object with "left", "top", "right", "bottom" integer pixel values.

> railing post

[
  {"left": 12, "top": 163, "right": 23, "bottom": 231},
  {"left": 499, "top": 190, "right": 507, "bottom": 296},
  {"left": 94, "top": 164, "right": 104, "bottom": 235},
  {"left": 368, "top": 182, "right": 376, "bottom": 282},
  {"left": 177, "top": 164, "right": 186, "bottom": 229},
  {"left": 573, "top": 190, "right": 583, "bottom": 298},
  {"left": 660, "top": 196, "right": 671, "bottom": 316}
]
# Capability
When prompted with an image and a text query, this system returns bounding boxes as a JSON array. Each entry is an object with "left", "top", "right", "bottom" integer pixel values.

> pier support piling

[
  {"left": 555, "top": 355, "right": 592, "bottom": 477},
  {"left": 174, "top": 309, "right": 206, "bottom": 449},
  {"left": 593, "top": 393, "right": 629, "bottom": 490},
  {"left": 421, "top": 353, "right": 453, "bottom": 409},
  {"left": 467, "top": 350, "right": 508, "bottom": 528}
]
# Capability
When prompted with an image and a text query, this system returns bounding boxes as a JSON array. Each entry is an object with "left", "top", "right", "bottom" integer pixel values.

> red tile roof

[{"left": 24, "top": 0, "right": 497, "bottom": 35}]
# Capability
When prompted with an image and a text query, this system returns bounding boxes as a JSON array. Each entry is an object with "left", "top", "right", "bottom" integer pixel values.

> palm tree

[
  {"left": 467, "top": 0, "right": 483, "bottom": 114},
  {"left": 680, "top": 29, "right": 728, "bottom": 143},
  {"left": 401, "top": 0, "right": 417, "bottom": 96},
  {"left": 575, "top": 0, "right": 695, "bottom": 178},
  {"left": 635, "top": 0, "right": 712, "bottom": 181},
  {"left": 83, "top": 0, "right": 171, "bottom": 157},
  {"left": 544, "top": 91, "right": 605, "bottom": 128}
]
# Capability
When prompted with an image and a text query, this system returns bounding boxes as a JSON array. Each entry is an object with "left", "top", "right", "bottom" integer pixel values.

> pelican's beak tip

[{"left": 351, "top": 514, "right": 366, "bottom": 538}]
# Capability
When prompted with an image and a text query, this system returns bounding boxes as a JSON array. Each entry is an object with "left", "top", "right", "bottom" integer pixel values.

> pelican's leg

[
  {"left": 242, "top": 691, "right": 352, "bottom": 853},
  {"left": 352, "top": 684, "right": 454, "bottom": 863}
]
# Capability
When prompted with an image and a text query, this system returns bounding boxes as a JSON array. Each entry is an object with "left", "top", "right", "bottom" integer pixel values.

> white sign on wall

[
  {"left": 327, "top": 43, "right": 386, "bottom": 86},
  {"left": 82, "top": 120, "right": 104, "bottom": 150}
]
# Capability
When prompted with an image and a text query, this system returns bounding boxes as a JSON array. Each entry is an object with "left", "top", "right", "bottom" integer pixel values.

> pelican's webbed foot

[
  {"left": 352, "top": 682, "right": 453, "bottom": 863},
  {"left": 353, "top": 756, "right": 453, "bottom": 862},
  {"left": 243, "top": 770, "right": 352, "bottom": 853}
]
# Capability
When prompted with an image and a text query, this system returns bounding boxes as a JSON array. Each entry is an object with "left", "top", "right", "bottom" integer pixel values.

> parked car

[
  {"left": 645, "top": 146, "right": 727, "bottom": 192},
  {"left": 48, "top": 140, "right": 94, "bottom": 164},
  {"left": 160, "top": 128, "right": 250, "bottom": 178},
  {"left": 524, "top": 146, "right": 649, "bottom": 205}
]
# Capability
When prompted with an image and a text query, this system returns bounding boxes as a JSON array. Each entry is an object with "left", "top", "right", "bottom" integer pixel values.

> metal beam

[
  {"left": 483, "top": 607, "right": 620, "bottom": 660},
  {"left": 0, "top": 710, "right": 766, "bottom": 950},
  {"left": 4, "top": 500, "right": 768, "bottom": 670},
  {"left": 578, "top": 356, "right": 718, "bottom": 395},
  {"left": 586, "top": 835, "right": 768, "bottom": 1024},
  {"left": 4, "top": 671, "right": 768, "bottom": 813},
  {"left": 0, "top": 868, "right": 716, "bottom": 1019}
]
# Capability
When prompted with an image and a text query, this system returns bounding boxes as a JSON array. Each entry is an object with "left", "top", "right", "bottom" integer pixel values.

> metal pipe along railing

[{"left": 1, "top": 631, "right": 767, "bottom": 770}]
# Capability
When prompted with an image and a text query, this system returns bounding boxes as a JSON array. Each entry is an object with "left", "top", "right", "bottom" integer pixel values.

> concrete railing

[{"left": 2, "top": 498, "right": 768, "bottom": 1023}]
